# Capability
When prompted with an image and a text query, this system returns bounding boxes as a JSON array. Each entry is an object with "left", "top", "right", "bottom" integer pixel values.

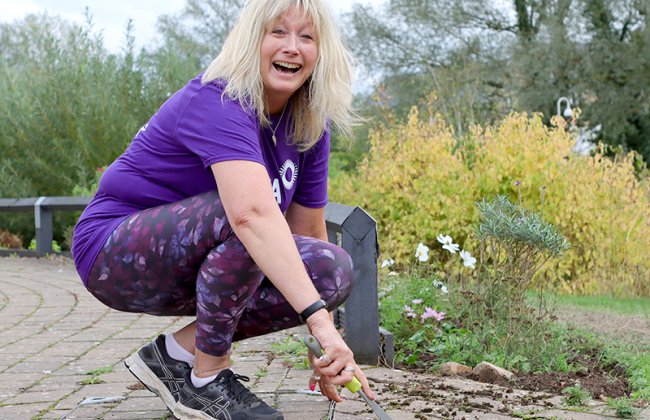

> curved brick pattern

[{"left": 0, "top": 257, "right": 621, "bottom": 420}]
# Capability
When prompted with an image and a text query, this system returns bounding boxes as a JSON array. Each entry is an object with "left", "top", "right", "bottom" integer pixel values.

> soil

[
  {"left": 489, "top": 352, "right": 630, "bottom": 400},
  {"left": 494, "top": 305, "right": 650, "bottom": 401},
  {"left": 398, "top": 305, "right": 648, "bottom": 402}
]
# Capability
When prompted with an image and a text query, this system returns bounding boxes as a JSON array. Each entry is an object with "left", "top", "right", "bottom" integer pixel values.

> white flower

[
  {"left": 437, "top": 234, "right": 460, "bottom": 253},
  {"left": 388, "top": 271, "right": 399, "bottom": 276},
  {"left": 433, "top": 280, "right": 449, "bottom": 294},
  {"left": 415, "top": 243, "right": 430, "bottom": 262},
  {"left": 381, "top": 258, "right": 395, "bottom": 268},
  {"left": 459, "top": 249, "right": 477, "bottom": 269}
]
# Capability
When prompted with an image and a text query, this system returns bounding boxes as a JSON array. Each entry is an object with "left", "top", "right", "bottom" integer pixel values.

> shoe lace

[{"left": 224, "top": 374, "right": 261, "bottom": 406}]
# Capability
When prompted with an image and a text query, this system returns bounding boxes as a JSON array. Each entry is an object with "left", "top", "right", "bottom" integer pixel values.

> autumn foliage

[{"left": 331, "top": 110, "right": 650, "bottom": 296}]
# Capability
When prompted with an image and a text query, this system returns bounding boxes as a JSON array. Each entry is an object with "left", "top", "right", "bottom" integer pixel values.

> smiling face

[{"left": 260, "top": 7, "right": 318, "bottom": 114}]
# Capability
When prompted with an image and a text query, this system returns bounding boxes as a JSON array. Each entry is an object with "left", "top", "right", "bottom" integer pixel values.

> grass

[
  {"left": 562, "top": 383, "right": 591, "bottom": 406},
  {"left": 544, "top": 293, "right": 650, "bottom": 316},
  {"left": 83, "top": 366, "right": 113, "bottom": 376},
  {"left": 270, "top": 335, "right": 310, "bottom": 369},
  {"left": 80, "top": 365, "right": 112, "bottom": 385},
  {"left": 607, "top": 397, "right": 642, "bottom": 419},
  {"left": 80, "top": 377, "right": 105, "bottom": 385}
]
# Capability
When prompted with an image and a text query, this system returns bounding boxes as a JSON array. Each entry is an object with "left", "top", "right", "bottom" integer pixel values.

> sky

[{"left": 0, "top": 0, "right": 385, "bottom": 52}]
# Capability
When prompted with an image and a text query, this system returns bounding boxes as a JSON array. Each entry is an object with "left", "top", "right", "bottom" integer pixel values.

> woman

[{"left": 71, "top": 0, "right": 373, "bottom": 419}]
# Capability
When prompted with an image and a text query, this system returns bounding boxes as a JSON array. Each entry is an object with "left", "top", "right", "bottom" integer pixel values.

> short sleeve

[
  {"left": 174, "top": 85, "right": 264, "bottom": 168},
  {"left": 293, "top": 130, "right": 330, "bottom": 208}
]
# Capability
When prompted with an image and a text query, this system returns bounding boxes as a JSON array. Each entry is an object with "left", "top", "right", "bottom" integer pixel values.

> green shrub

[{"left": 0, "top": 14, "right": 199, "bottom": 243}]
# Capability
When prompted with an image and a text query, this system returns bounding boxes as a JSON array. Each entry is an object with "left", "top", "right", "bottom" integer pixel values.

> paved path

[{"left": 0, "top": 257, "right": 639, "bottom": 420}]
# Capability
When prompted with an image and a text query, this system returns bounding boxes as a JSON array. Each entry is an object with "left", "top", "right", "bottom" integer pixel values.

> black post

[
  {"left": 325, "top": 203, "right": 385, "bottom": 364},
  {"left": 34, "top": 197, "right": 53, "bottom": 256},
  {"left": 340, "top": 207, "right": 380, "bottom": 364}
]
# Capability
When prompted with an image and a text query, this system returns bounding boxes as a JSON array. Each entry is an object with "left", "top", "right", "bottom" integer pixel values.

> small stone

[
  {"left": 440, "top": 362, "right": 472, "bottom": 376},
  {"left": 472, "top": 361, "right": 514, "bottom": 384}
]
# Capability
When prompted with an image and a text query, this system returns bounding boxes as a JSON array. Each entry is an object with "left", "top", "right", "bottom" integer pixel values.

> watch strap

[{"left": 298, "top": 299, "right": 328, "bottom": 323}]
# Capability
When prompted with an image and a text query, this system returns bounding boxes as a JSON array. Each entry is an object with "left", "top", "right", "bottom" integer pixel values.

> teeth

[{"left": 274, "top": 61, "right": 301, "bottom": 70}]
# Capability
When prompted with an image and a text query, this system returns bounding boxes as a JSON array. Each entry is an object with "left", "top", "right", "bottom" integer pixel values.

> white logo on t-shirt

[
  {"left": 279, "top": 159, "right": 298, "bottom": 190},
  {"left": 272, "top": 159, "right": 298, "bottom": 205}
]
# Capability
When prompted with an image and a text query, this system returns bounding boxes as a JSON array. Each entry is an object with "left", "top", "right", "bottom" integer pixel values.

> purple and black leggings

[{"left": 85, "top": 190, "right": 354, "bottom": 356}]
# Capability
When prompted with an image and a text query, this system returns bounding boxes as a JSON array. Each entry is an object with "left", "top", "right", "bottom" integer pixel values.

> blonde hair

[{"left": 202, "top": 0, "right": 356, "bottom": 151}]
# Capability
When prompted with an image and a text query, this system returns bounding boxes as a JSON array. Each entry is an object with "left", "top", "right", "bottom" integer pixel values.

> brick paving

[{"left": 1, "top": 257, "right": 638, "bottom": 420}]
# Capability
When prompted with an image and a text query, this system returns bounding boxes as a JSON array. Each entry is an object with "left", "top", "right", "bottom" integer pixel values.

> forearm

[
  {"left": 212, "top": 161, "right": 328, "bottom": 316},
  {"left": 229, "top": 206, "right": 322, "bottom": 314}
]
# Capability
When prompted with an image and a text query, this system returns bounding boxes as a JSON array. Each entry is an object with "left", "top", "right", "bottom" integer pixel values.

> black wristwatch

[{"left": 298, "top": 299, "right": 328, "bottom": 323}]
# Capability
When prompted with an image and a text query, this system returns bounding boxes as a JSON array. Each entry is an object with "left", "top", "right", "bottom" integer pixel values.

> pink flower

[
  {"left": 421, "top": 307, "right": 446, "bottom": 322},
  {"left": 412, "top": 299, "right": 423, "bottom": 304},
  {"left": 403, "top": 305, "right": 417, "bottom": 318}
]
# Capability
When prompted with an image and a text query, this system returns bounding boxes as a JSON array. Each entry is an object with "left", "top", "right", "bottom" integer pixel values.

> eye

[
  {"left": 271, "top": 27, "right": 286, "bottom": 36},
  {"left": 300, "top": 33, "right": 314, "bottom": 41}
]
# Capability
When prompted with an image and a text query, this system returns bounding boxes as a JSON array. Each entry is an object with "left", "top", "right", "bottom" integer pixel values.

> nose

[{"left": 283, "top": 33, "right": 299, "bottom": 54}]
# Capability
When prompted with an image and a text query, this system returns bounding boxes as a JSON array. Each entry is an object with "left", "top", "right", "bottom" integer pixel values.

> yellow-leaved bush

[
  {"left": 330, "top": 111, "right": 650, "bottom": 296},
  {"left": 332, "top": 108, "right": 477, "bottom": 263}
]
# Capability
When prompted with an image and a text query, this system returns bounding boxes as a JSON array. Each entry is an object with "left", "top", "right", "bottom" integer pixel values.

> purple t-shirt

[{"left": 72, "top": 74, "right": 330, "bottom": 284}]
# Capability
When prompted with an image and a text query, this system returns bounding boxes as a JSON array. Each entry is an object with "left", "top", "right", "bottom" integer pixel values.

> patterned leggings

[{"left": 85, "top": 190, "right": 354, "bottom": 356}]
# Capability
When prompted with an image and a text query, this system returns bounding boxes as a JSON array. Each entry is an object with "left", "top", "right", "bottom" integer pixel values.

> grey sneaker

[
  {"left": 175, "top": 369, "right": 284, "bottom": 420},
  {"left": 124, "top": 334, "right": 190, "bottom": 413}
]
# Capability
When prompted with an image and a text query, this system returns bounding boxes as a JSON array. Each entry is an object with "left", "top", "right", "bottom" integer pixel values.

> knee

[{"left": 308, "top": 241, "right": 355, "bottom": 307}]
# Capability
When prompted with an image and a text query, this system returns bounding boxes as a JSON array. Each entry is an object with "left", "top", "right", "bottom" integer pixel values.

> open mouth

[{"left": 273, "top": 61, "right": 302, "bottom": 74}]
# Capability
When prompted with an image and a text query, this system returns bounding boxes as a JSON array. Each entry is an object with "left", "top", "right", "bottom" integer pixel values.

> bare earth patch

[{"left": 359, "top": 307, "right": 649, "bottom": 419}]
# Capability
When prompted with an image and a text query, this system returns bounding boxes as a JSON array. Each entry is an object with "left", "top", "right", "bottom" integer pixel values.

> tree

[
  {"left": 0, "top": 14, "right": 170, "bottom": 243},
  {"left": 155, "top": 0, "right": 244, "bottom": 69},
  {"left": 578, "top": 0, "right": 650, "bottom": 158},
  {"left": 345, "top": 0, "right": 650, "bottom": 163},
  {"left": 344, "top": 0, "right": 511, "bottom": 135}
]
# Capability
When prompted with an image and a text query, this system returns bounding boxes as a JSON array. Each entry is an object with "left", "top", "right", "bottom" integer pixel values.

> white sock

[
  {"left": 191, "top": 369, "right": 217, "bottom": 388},
  {"left": 165, "top": 334, "right": 195, "bottom": 367}
]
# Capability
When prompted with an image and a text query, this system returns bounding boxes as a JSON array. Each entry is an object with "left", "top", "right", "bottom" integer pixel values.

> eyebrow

[{"left": 272, "top": 14, "right": 314, "bottom": 31}]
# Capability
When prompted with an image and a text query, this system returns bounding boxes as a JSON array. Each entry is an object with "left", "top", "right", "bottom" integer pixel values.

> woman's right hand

[{"left": 306, "top": 310, "right": 375, "bottom": 400}]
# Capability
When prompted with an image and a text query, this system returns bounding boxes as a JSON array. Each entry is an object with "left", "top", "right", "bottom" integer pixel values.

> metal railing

[{"left": 0, "top": 196, "right": 393, "bottom": 364}]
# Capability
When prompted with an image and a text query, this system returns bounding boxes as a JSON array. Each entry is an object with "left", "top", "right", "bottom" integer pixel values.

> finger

[
  {"left": 319, "top": 380, "right": 342, "bottom": 402},
  {"left": 308, "top": 371, "right": 321, "bottom": 392},
  {"left": 313, "top": 354, "right": 345, "bottom": 378},
  {"left": 354, "top": 368, "right": 375, "bottom": 399},
  {"left": 328, "top": 366, "right": 356, "bottom": 386},
  {"left": 312, "top": 352, "right": 332, "bottom": 369},
  {"left": 314, "top": 353, "right": 350, "bottom": 377}
]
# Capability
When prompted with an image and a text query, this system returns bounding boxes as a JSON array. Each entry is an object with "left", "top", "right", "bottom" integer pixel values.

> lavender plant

[{"left": 476, "top": 195, "right": 569, "bottom": 295}]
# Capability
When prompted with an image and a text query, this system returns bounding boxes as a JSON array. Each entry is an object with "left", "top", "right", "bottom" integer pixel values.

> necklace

[{"left": 270, "top": 103, "right": 288, "bottom": 144}]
